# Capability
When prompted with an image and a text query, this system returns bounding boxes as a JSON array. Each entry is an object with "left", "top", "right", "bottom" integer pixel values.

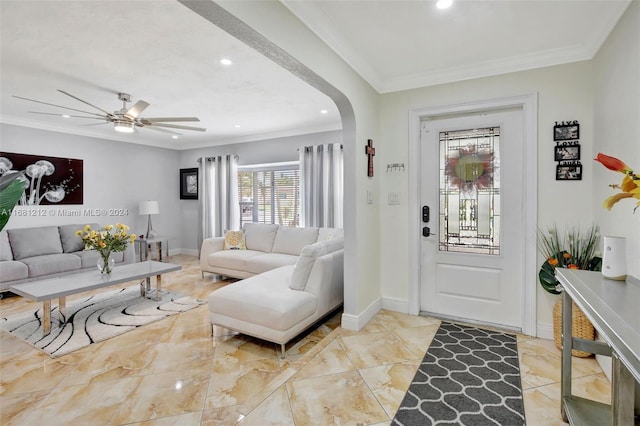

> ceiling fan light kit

[
  {"left": 113, "top": 120, "right": 135, "bottom": 133},
  {"left": 13, "top": 90, "right": 206, "bottom": 137}
]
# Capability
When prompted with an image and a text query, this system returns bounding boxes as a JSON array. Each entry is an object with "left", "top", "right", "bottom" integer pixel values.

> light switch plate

[{"left": 388, "top": 192, "right": 400, "bottom": 205}]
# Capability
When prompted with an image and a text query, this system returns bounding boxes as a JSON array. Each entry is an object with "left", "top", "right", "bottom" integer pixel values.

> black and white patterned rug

[
  {"left": 1, "top": 287, "right": 205, "bottom": 358},
  {"left": 392, "top": 322, "right": 526, "bottom": 425}
]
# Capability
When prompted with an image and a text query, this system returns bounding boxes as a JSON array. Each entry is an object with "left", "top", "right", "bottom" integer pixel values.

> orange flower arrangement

[
  {"left": 537, "top": 224, "right": 601, "bottom": 294},
  {"left": 594, "top": 153, "right": 640, "bottom": 212}
]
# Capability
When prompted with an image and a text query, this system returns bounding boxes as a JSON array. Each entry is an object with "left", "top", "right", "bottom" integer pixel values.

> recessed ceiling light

[
  {"left": 234, "top": 124, "right": 241, "bottom": 128},
  {"left": 436, "top": 0, "right": 452, "bottom": 9},
  {"left": 320, "top": 109, "right": 328, "bottom": 114},
  {"left": 172, "top": 135, "right": 179, "bottom": 139},
  {"left": 220, "top": 58, "right": 233, "bottom": 66},
  {"left": 62, "top": 114, "right": 70, "bottom": 118}
]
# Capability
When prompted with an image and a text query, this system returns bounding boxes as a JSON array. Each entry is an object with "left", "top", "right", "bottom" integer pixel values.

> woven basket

[{"left": 552, "top": 298, "right": 595, "bottom": 357}]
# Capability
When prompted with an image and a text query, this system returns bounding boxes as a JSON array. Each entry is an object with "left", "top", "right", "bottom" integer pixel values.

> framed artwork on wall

[
  {"left": 554, "top": 145, "right": 580, "bottom": 161},
  {"left": 556, "top": 164, "right": 582, "bottom": 181},
  {"left": 553, "top": 122, "right": 579, "bottom": 141},
  {"left": 180, "top": 168, "right": 198, "bottom": 200},
  {"left": 0, "top": 151, "right": 83, "bottom": 205}
]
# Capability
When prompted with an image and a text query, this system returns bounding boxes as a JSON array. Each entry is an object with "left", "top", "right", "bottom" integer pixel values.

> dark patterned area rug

[{"left": 393, "top": 322, "right": 526, "bottom": 425}]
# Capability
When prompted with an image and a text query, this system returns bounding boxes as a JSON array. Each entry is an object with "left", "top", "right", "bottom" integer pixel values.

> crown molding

[{"left": 1, "top": 116, "right": 341, "bottom": 152}]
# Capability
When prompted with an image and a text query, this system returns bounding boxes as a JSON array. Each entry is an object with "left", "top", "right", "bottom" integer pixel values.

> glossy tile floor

[{"left": 1, "top": 255, "right": 610, "bottom": 425}]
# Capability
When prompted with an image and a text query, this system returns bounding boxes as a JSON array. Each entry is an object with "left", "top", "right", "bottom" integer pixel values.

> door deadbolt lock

[{"left": 422, "top": 205, "right": 430, "bottom": 223}]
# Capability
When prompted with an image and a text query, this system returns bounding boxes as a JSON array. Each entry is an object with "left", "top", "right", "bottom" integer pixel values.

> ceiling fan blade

[
  {"left": 144, "top": 126, "right": 181, "bottom": 135},
  {"left": 81, "top": 122, "right": 110, "bottom": 127},
  {"left": 57, "top": 90, "right": 114, "bottom": 117},
  {"left": 147, "top": 123, "right": 206, "bottom": 132},
  {"left": 29, "top": 111, "right": 105, "bottom": 120},
  {"left": 124, "top": 100, "right": 150, "bottom": 120},
  {"left": 141, "top": 117, "right": 200, "bottom": 123},
  {"left": 13, "top": 95, "right": 106, "bottom": 118}
]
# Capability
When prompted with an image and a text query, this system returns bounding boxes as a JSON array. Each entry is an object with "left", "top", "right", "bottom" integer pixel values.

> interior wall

[
  {"left": 378, "top": 61, "right": 595, "bottom": 335},
  {"left": 208, "top": 0, "right": 381, "bottom": 327},
  {"left": 592, "top": 0, "right": 639, "bottom": 280},
  {"left": 178, "top": 129, "right": 343, "bottom": 253},
  {"left": 0, "top": 123, "right": 181, "bottom": 252}
]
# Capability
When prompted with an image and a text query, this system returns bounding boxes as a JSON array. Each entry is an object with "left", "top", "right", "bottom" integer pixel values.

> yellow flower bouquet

[{"left": 76, "top": 224, "right": 136, "bottom": 274}]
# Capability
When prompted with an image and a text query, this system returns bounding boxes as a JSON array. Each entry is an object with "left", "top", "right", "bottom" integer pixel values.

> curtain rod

[
  {"left": 297, "top": 144, "right": 344, "bottom": 152},
  {"left": 196, "top": 155, "right": 239, "bottom": 163}
]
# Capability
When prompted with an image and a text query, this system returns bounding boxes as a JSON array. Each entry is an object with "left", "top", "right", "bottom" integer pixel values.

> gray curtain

[
  {"left": 198, "top": 155, "right": 239, "bottom": 251},
  {"left": 299, "top": 143, "right": 343, "bottom": 228}
]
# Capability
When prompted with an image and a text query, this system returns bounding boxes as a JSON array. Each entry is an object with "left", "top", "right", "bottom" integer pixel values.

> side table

[{"left": 135, "top": 237, "right": 168, "bottom": 262}]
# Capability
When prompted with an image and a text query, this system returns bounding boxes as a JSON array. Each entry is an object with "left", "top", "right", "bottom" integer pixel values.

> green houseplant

[
  {"left": 537, "top": 223, "right": 602, "bottom": 294},
  {"left": 537, "top": 223, "right": 602, "bottom": 356},
  {"left": 0, "top": 172, "right": 28, "bottom": 232}
]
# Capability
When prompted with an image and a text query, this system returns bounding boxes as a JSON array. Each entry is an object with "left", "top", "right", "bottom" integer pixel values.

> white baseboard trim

[
  {"left": 341, "top": 297, "right": 382, "bottom": 331},
  {"left": 381, "top": 297, "right": 409, "bottom": 314},
  {"left": 176, "top": 248, "right": 199, "bottom": 257},
  {"left": 536, "top": 323, "right": 554, "bottom": 340}
]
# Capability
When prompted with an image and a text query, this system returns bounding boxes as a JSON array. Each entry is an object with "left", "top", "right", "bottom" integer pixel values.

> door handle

[{"left": 423, "top": 226, "right": 432, "bottom": 237}]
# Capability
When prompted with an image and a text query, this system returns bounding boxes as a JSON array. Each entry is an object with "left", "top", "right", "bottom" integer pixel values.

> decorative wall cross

[{"left": 365, "top": 139, "right": 375, "bottom": 177}]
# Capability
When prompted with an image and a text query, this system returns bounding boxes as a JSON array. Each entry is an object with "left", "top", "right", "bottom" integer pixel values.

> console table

[{"left": 555, "top": 269, "right": 639, "bottom": 425}]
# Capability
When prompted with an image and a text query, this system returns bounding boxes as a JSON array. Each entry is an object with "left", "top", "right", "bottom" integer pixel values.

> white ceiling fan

[{"left": 13, "top": 90, "right": 206, "bottom": 135}]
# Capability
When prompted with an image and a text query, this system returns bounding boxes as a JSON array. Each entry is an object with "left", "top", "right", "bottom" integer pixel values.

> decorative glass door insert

[{"left": 439, "top": 127, "right": 500, "bottom": 255}]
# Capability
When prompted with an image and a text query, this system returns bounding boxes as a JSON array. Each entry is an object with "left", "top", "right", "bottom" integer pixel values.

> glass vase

[{"left": 97, "top": 252, "right": 115, "bottom": 275}]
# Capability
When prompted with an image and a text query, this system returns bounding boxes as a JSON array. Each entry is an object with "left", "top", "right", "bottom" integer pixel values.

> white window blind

[{"left": 238, "top": 165, "right": 300, "bottom": 227}]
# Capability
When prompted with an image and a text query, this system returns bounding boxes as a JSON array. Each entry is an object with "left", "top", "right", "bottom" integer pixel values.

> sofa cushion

[
  {"left": 243, "top": 223, "right": 279, "bottom": 252},
  {"left": 206, "top": 249, "right": 264, "bottom": 271},
  {"left": 223, "top": 230, "right": 246, "bottom": 250},
  {"left": 0, "top": 260, "right": 28, "bottom": 282},
  {"left": 20, "top": 253, "right": 81, "bottom": 278},
  {"left": 245, "top": 253, "right": 299, "bottom": 275},
  {"left": 0, "top": 231, "right": 13, "bottom": 261},
  {"left": 58, "top": 223, "right": 99, "bottom": 253},
  {"left": 8, "top": 226, "right": 63, "bottom": 260},
  {"left": 318, "top": 228, "right": 343, "bottom": 242},
  {"left": 271, "top": 227, "right": 319, "bottom": 256},
  {"left": 290, "top": 237, "right": 344, "bottom": 291},
  {"left": 208, "top": 266, "right": 317, "bottom": 332}
]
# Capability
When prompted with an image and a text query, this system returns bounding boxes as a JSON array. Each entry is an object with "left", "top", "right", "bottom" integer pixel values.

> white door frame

[{"left": 408, "top": 94, "right": 538, "bottom": 336}]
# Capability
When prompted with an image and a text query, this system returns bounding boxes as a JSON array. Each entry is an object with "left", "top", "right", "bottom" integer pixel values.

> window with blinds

[{"left": 238, "top": 165, "right": 300, "bottom": 227}]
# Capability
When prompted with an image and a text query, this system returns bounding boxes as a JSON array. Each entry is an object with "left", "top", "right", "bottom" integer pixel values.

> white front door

[{"left": 420, "top": 109, "right": 525, "bottom": 330}]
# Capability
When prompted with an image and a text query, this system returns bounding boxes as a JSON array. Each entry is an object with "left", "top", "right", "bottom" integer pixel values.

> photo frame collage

[{"left": 553, "top": 121, "right": 581, "bottom": 181}]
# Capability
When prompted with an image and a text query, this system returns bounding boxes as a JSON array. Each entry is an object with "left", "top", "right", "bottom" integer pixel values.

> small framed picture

[
  {"left": 553, "top": 123, "right": 579, "bottom": 141},
  {"left": 180, "top": 168, "right": 198, "bottom": 200},
  {"left": 556, "top": 164, "right": 582, "bottom": 181},
  {"left": 554, "top": 145, "right": 580, "bottom": 161}
]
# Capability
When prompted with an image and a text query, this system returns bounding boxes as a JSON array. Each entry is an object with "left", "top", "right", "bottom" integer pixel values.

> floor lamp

[{"left": 139, "top": 200, "right": 159, "bottom": 239}]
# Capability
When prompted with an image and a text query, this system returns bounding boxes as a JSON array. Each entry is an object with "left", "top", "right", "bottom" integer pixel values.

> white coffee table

[{"left": 9, "top": 261, "right": 181, "bottom": 334}]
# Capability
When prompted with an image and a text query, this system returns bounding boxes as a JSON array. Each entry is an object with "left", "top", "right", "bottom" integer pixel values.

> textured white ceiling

[
  {"left": 1, "top": 0, "right": 631, "bottom": 150},
  {"left": 284, "top": 0, "right": 631, "bottom": 92},
  {"left": 0, "top": 0, "right": 340, "bottom": 150}
]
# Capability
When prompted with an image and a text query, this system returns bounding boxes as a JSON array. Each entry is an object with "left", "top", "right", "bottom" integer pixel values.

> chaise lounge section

[{"left": 203, "top": 224, "right": 344, "bottom": 357}]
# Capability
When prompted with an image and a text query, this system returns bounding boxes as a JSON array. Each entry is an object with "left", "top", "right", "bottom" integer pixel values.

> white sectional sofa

[
  {"left": 200, "top": 223, "right": 342, "bottom": 279},
  {"left": 202, "top": 223, "right": 344, "bottom": 357},
  {"left": 0, "top": 224, "right": 135, "bottom": 292}
]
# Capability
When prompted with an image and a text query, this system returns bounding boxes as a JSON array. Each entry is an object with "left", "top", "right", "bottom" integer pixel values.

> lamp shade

[{"left": 139, "top": 200, "right": 159, "bottom": 215}]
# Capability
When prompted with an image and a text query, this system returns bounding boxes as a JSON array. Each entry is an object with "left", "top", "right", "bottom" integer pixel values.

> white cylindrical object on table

[{"left": 601, "top": 236, "right": 627, "bottom": 281}]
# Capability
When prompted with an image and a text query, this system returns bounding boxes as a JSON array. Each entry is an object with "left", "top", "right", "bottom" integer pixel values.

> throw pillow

[
  {"left": 223, "top": 230, "right": 246, "bottom": 250},
  {"left": 289, "top": 237, "right": 344, "bottom": 291}
]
